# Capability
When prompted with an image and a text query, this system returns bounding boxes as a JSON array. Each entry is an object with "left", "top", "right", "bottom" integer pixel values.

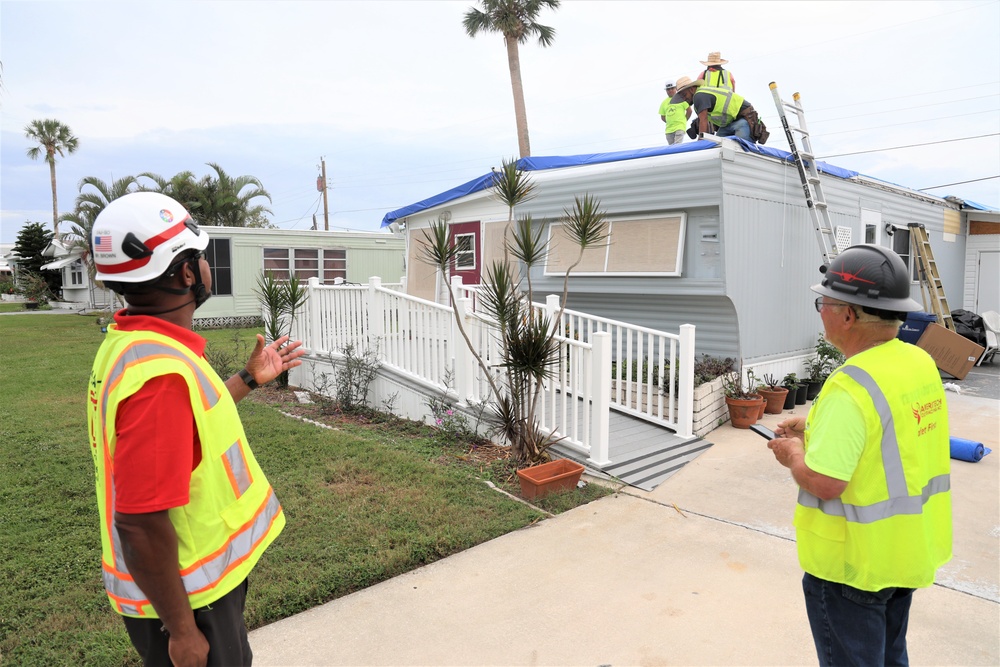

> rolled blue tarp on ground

[{"left": 949, "top": 437, "right": 992, "bottom": 462}]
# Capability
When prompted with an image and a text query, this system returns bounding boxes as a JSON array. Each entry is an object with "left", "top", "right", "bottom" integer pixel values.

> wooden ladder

[{"left": 908, "top": 223, "right": 955, "bottom": 331}]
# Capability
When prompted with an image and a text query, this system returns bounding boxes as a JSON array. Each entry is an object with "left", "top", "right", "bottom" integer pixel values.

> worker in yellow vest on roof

[
  {"left": 87, "top": 192, "right": 306, "bottom": 666},
  {"left": 659, "top": 79, "right": 692, "bottom": 145},
  {"left": 673, "top": 78, "right": 769, "bottom": 144},
  {"left": 767, "top": 244, "right": 951, "bottom": 667},
  {"left": 697, "top": 51, "right": 735, "bottom": 91}
]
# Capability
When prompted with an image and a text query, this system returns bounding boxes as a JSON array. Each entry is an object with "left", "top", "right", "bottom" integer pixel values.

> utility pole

[{"left": 320, "top": 157, "right": 330, "bottom": 231}]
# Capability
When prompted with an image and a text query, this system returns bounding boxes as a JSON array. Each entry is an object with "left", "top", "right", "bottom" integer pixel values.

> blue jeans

[
  {"left": 717, "top": 117, "right": 751, "bottom": 141},
  {"left": 802, "top": 572, "right": 914, "bottom": 666}
]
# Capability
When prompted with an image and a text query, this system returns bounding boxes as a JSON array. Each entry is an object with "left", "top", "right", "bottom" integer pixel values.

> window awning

[{"left": 40, "top": 256, "right": 80, "bottom": 271}]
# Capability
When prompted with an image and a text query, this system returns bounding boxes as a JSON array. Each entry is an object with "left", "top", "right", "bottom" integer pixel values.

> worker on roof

[
  {"left": 697, "top": 51, "right": 735, "bottom": 91},
  {"left": 673, "top": 77, "right": 769, "bottom": 144},
  {"left": 659, "top": 79, "right": 692, "bottom": 145}
]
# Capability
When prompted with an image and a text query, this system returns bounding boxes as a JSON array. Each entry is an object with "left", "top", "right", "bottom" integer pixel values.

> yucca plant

[
  {"left": 418, "top": 159, "right": 608, "bottom": 465},
  {"left": 254, "top": 271, "right": 308, "bottom": 387}
]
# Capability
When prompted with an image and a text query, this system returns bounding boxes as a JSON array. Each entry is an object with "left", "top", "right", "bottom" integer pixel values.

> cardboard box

[{"left": 915, "top": 323, "right": 985, "bottom": 380}]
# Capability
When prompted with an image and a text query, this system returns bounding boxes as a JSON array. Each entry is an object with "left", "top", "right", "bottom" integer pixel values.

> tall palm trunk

[
  {"left": 504, "top": 37, "right": 531, "bottom": 158},
  {"left": 48, "top": 155, "right": 59, "bottom": 236}
]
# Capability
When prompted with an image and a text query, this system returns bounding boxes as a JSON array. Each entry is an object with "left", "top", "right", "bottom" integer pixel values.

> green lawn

[{"left": 0, "top": 314, "right": 610, "bottom": 665}]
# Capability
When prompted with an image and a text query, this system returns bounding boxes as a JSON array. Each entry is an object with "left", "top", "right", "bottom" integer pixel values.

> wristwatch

[{"left": 238, "top": 368, "right": 259, "bottom": 390}]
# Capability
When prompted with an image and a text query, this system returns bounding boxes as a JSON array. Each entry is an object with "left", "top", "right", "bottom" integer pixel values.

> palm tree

[
  {"left": 140, "top": 164, "right": 272, "bottom": 227},
  {"left": 463, "top": 0, "right": 559, "bottom": 159},
  {"left": 24, "top": 118, "right": 80, "bottom": 236},
  {"left": 60, "top": 175, "right": 141, "bottom": 280}
]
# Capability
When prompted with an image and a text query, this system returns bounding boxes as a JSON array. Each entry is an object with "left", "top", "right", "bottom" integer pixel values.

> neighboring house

[
  {"left": 382, "top": 138, "right": 998, "bottom": 378},
  {"left": 193, "top": 226, "right": 405, "bottom": 327},
  {"left": 963, "top": 208, "right": 1000, "bottom": 314},
  {"left": 0, "top": 244, "right": 13, "bottom": 277},
  {"left": 40, "top": 238, "right": 115, "bottom": 309}
]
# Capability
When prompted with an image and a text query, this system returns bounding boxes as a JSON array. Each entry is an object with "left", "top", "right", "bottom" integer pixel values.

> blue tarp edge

[{"left": 380, "top": 138, "right": 990, "bottom": 227}]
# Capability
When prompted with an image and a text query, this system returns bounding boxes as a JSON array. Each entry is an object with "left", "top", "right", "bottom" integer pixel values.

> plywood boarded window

[{"left": 544, "top": 214, "right": 686, "bottom": 276}]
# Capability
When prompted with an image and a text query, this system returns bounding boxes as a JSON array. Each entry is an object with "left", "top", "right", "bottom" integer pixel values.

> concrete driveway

[{"left": 250, "top": 386, "right": 999, "bottom": 666}]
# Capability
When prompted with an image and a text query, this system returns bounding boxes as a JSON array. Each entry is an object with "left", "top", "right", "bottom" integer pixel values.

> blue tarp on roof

[{"left": 379, "top": 138, "right": 894, "bottom": 227}]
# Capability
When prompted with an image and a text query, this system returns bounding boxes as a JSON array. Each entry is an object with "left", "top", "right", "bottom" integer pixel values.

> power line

[
  {"left": 819, "top": 133, "right": 1000, "bottom": 159},
  {"left": 919, "top": 176, "right": 1000, "bottom": 191}
]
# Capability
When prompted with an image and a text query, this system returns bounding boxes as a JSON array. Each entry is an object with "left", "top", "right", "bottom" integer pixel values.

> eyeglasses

[{"left": 814, "top": 297, "right": 854, "bottom": 313}]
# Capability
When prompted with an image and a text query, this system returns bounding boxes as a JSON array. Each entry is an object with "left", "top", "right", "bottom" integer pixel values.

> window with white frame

[
  {"left": 263, "top": 247, "right": 347, "bottom": 284},
  {"left": 70, "top": 261, "right": 83, "bottom": 286},
  {"left": 453, "top": 234, "right": 475, "bottom": 270}
]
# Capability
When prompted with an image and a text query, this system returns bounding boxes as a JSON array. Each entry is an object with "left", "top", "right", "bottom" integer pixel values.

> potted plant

[
  {"left": 782, "top": 372, "right": 802, "bottom": 409},
  {"left": 516, "top": 458, "right": 585, "bottom": 500},
  {"left": 805, "top": 335, "right": 846, "bottom": 400},
  {"left": 721, "top": 368, "right": 763, "bottom": 429},
  {"left": 757, "top": 373, "right": 790, "bottom": 414}
]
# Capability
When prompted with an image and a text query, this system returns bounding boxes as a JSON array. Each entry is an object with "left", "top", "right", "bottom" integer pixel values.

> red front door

[{"left": 449, "top": 221, "right": 481, "bottom": 286}]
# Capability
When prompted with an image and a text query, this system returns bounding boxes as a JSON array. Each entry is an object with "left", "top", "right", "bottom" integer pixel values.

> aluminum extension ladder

[
  {"left": 770, "top": 82, "right": 839, "bottom": 265},
  {"left": 908, "top": 223, "right": 955, "bottom": 331}
]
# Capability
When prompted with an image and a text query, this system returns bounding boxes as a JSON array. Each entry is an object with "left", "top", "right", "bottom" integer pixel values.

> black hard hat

[{"left": 811, "top": 244, "right": 922, "bottom": 313}]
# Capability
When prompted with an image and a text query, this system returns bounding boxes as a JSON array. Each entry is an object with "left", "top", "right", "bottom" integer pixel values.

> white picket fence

[{"left": 295, "top": 276, "right": 695, "bottom": 465}]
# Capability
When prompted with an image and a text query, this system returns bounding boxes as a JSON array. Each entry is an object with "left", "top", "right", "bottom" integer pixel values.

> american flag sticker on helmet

[{"left": 94, "top": 235, "right": 113, "bottom": 252}]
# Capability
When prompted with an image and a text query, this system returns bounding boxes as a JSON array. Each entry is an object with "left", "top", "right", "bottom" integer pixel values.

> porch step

[
  {"left": 549, "top": 409, "right": 713, "bottom": 492},
  {"left": 600, "top": 437, "right": 713, "bottom": 491}
]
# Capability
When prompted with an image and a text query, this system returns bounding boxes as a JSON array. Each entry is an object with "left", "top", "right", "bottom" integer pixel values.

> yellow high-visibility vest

[
  {"left": 699, "top": 86, "right": 746, "bottom": 128},
  {"left": 87, "top": 325, "right": 285, "bottom": 617},
  {"left": 703, "top": 68, "right": 733, "bottom": 90},
  {"left": 795, "top": 340, "right": 952, "bottom": 591}
]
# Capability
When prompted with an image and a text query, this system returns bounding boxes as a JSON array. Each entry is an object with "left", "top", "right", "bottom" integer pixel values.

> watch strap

[{"left": 238, "top": 368, "right": 259, "bottom": 390}]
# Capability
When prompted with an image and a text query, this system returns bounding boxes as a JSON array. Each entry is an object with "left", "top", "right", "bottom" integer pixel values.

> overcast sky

[{"left": 2, "top": 0, "right": 998, "bottom": 245}]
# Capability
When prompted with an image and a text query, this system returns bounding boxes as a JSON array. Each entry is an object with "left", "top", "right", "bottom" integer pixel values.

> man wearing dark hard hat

[
  {"left": 766, "top": 245, "right": 952, "bottom": 666},
  {"left": 86, "top": 192, "right": 306, "bottom": 666}
]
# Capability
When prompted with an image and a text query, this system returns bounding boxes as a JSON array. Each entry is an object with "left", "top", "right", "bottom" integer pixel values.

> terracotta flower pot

[
  {"left": 759, "top": 387, "right": 790, "bottom": 414},
  {"left": 726, "top": 395, "right": 763, "bottom": 429},
  {"left": 516, "top": 459, "right": 585, "bottom": 500}
]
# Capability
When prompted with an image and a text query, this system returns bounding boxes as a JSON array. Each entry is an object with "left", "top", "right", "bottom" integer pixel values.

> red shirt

[{"left": 112, "top": 311, "right": 207, "bottom": 514}]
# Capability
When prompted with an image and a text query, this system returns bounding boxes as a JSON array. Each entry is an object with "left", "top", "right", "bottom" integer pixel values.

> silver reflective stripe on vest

[
  {"left": 101, "top": 342, "right": 221, "bottom": 432},
  {"left": 704, "top": 87, "right": 735, "bottom": 125},
  {"left": 798, "top": 474, "right": 950, "bottom": 524},
  {"left": 840, "top": 366, "right": 908, "bottom": 498},
  {"left": 104, "top": 488, "right": 281, "bottom": 604},
  {"left": 799, "top": 365, "right": 949, "bottom": 524},
  {"left": 224, "top": 440, "right": 253, "bottom": 496}
]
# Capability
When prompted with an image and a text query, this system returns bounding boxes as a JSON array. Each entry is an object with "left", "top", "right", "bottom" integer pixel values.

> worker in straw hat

[
  {"left": 697, "top": 51, "right": 735, "bottom": 91},
  {"left": 674, "top": 75, "right": 769, "bottom": 144}
]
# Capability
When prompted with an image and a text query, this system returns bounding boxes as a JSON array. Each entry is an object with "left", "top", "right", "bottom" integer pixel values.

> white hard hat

[
  {"left": 665, "top": 80, "right": 676, "bottom": 90},
  {"left": 92, "top": 192, "right": 209, "bottom": 283}
]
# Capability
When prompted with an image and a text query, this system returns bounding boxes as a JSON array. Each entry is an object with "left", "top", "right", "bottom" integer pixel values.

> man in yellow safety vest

[
  {"left": 697, "top": 51, "right": 735, "bottom": 91},
  {"left": 87, "top": 192, "right": 306, "bottom": 666},
  {"left": 767, "top": 244, "right": 952, "bottom": 666}
]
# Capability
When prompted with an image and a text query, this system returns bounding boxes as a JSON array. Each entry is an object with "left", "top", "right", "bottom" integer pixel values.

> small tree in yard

[
  {"left": 12, "top": 222, "right": 61, "bottom": 297},
  {"left": 254, "top": 271, "right": 308, "bottom": 387},
  {"left": 418, "top": 159, "right": 608, "bottom": 465}
]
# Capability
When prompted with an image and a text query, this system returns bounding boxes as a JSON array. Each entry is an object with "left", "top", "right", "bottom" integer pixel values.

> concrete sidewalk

[{"left": 250, "top": 392, "right": 1000, "bottom": 666}]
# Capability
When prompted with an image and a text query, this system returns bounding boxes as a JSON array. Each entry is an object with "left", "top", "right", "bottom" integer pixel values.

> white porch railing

[{"left": 296, "top": 276, "right": 694, "bottom": 464}]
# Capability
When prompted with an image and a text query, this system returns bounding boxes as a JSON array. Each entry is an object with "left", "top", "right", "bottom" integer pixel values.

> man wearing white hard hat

[
  {"left": 86, "top": 192, "right": 306, "bottom": 666},
  {"left": 658, "top": 79, "right": 691, "bottom": 145}
]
